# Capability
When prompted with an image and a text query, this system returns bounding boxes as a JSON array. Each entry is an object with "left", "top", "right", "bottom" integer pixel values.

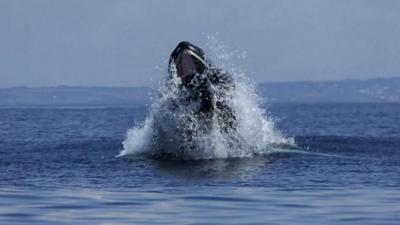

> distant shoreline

[{"left": 1, "top": 77, "right": 399, "bottom": 105}]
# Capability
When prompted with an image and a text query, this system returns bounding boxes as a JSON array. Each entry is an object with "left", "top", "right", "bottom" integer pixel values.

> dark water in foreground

[{"left": 1, "top": 103, "right": 400, "bottom": 224}]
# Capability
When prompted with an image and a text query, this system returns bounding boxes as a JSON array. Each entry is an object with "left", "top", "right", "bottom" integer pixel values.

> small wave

[
  {"left": 269, "top": 148, "right": 344, "bottom": 158},
  {"left": 119, "top": 38, "right": 294, "bottom": 160}
]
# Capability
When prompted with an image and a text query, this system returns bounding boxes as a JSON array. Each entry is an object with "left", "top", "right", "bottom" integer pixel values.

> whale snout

[{"left": 169, "top": 41, "right": 209, "bottom": 86}]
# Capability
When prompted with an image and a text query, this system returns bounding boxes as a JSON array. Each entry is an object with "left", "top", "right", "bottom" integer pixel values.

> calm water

[{"left": 1, "top": 103, "right": 400, "bottom": 224}]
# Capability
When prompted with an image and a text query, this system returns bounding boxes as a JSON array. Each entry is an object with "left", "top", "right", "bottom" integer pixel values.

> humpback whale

[
  {"left": 168, "top": 41, "right": 236, "bottom": 133},
  {"left": 119, "top": 41, "right": 292, "bottom": 159}
]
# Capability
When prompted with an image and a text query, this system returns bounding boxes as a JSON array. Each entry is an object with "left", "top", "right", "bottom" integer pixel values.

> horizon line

[{"left": 1, "top": 76, "right": 399, "bottom": 89}]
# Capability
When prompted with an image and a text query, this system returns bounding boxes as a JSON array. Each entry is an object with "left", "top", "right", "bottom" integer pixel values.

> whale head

[{"left": 169, "top": 41, "right": 209, "bottom": 86}]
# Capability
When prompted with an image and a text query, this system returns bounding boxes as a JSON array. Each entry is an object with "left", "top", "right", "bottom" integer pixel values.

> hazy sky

[{"left": 1, "top": 0, "right": 400, "bottom": 87}]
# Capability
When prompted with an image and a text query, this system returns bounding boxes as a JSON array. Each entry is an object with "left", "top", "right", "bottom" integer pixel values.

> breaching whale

[
  {"left": 119, "top": 41, "right": 292, "bottom": 159},
  {"left": 168, "top": 41, "right": 236, "bottom": 133}
]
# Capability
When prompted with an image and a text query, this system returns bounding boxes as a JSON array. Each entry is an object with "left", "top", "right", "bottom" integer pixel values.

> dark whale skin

[{"left": 168, "top": 41, "right": 236, "bottom": 133}]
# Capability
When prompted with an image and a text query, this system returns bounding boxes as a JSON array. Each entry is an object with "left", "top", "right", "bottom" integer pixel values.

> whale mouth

[{"left": 169, "top": 42, "right": 209, "bottom": 85}]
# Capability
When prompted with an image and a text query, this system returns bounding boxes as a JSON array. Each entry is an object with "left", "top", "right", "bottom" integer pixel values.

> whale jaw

[{"left": 169, "top": 41, "right": 209, "bottom": 86}]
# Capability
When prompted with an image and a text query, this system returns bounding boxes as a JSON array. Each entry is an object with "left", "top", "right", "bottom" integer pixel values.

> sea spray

[{"left": 119, "top": 40, "right": 294, "bottom": 159}]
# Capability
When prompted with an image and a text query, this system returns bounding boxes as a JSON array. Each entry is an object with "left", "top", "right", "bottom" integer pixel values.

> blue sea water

[{"left": 1, "top": 103, "right": 400, "bottom": 224}]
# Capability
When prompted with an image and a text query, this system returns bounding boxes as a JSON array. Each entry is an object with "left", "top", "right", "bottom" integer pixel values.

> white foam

[{"left": 118, "top": 39, "right": 294, "bottom": 159}]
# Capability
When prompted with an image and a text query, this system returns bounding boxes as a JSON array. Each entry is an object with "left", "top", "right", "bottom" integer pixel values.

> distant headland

[{"left": 1, "top": 77, "right": 399, "bottom": 106}]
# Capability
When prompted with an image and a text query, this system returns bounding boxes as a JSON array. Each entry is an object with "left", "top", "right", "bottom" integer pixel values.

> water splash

[{"left": 119, "top": 39, "right": 294, "bottom": 160}]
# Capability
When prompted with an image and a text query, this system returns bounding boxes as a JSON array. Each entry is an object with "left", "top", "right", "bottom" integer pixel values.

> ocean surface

[{"left": 1, "top": 103, "right": 400, "bottom": 224}]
